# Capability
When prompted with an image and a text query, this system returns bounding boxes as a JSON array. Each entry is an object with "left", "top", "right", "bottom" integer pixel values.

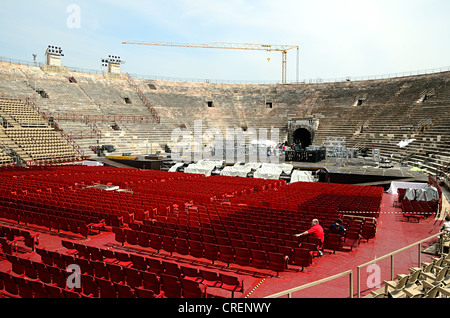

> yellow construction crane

[{"left": 122, "top": 41, "right": 299, "bottom": 84}]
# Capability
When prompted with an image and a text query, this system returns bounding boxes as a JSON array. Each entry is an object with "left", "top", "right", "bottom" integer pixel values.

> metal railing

[
  {"left": 126, "top": 73, "right": 160, "bottom": 123},
  {"left": 356, "top": 231, "right": 444, "bottom": 298},
  {"left": 264, "top": 231, "right": 445, "bottom": 299},
  {"left": 1, "top": 55, "right": 449, "bottom": 85},
  {"left": 264, "top": 270, "right": 354, "bottom": 298},
  {"left": 25, "top": 97, "right": 85, "bottom": 157}
]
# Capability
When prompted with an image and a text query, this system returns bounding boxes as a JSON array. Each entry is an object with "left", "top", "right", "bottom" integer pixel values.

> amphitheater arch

[
  {"left": 293, "top": 128, "right": 312, "bottom": 148},
  {"left": 287, "top": 119, "right": 317, "bottom": 148}
]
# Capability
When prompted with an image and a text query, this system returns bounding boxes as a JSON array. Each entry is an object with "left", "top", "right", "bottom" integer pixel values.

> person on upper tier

[{"left": 440, "top": 215, "right": 450, "bottom": 233}]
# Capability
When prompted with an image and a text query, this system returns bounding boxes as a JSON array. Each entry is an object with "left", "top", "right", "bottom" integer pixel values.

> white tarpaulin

[
  {"left": 168, "top": 162, "right": 184, "bottom": 172},
  {"left": 251, "top": 140, "right": 277, "bottom": 147},
  {"left": 278, "top": 163, "right": 294, "bottom": 175},
  {"left": 404, "top": 188, "right": 416, "bottom": 200},
  {"left": 253, "top": 165, "right": 282, "bottom": 180},
  {"left": 253, "top": 163, "right": 292, "bottom": 180},
  {"left": 397, "top": 139, "right": 416, "bottom": 148},
  {"left": 290, "top": 170, "right": 315, "bottom": 183},
  {"left": 387, "top": 181, "right": 427, "bottom": 194},
  {"left": 220, "top": 163, "right": 261, "bottom": 177},
  {"left": 415, "top": 188, "right": 427, "bottom": 201},
  {"left": 388, "top": 181, "right": 439, "bottom": 202},
  {"left": 82, "top": 160, "right": 103, "bottom": 166},
  {"left": 184, "top": 160, "right": 224, "bottom": 176},
  {"left": 425, "top": 186, "right": 439, "bottom": 201}
]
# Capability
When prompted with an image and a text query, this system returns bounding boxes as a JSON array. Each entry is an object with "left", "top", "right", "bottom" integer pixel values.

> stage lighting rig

[
  {"left": 101, "top": 55, "right": 126, "bottom": 73},
  {"left": 45, "top": 45, "right": 64, "bottom": 67},
  {"left": 46, "top": 45, "right": 64, "bottom": 57}
]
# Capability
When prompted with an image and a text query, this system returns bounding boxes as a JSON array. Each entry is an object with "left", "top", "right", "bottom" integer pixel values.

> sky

[{"left": 0, "top": 0, "right": 449, "bottom": 83}]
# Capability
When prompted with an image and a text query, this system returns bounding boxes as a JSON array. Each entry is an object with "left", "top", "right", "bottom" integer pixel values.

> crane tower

[{"left": 122, "top": 41, "right": 299, "bottom": 84}]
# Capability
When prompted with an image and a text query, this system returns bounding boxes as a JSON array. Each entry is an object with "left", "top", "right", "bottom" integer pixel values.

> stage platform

[{"left": 90, "top": 154, "right": 431, "bottom": 189}]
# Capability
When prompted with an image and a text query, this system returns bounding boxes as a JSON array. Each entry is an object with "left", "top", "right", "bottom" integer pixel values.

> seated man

[{"left": 295, "top": 219, "right": 324, "bottom": 256}]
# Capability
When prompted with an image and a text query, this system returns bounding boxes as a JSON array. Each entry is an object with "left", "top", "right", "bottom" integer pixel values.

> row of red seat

[
  {"left": 55, "top": 243, "right": 244, "bottom": 298},
  {"left": 0, "top": 165, "right": 382, "bottom": 219},
  {"left": 0, "top": 270, "right": 91, "bottom": 299},
  {"left": 401, "top": 199, "right": 437, "bottom": 222},
  {"left": 0, "top": 200, "right": 112, "bottom": 238},
  {"left": 0, "top": 263, "right": 164, "bottom": 299},
  {"left": 0, "top": 225, "right": 39, "bottom": 253},
  {"left": 0, "top": 165, "right": 384, "bottom": 232}
]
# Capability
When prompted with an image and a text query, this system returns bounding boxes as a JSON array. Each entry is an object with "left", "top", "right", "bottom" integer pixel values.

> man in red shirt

[{"left": 295, "top": 219, "right": 324, "bottom": 256}]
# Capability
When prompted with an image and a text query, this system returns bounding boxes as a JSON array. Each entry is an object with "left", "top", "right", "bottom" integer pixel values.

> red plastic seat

[
  {"left": 130, "top": 254, "right": 148, "bottom": 271},
  {"left": 13, "top": 276, "right": 34, "bottom": 298},
  {"left": 180, "top": 266, "right": 202, "bottom": 283},
  {"left": 48, "top": 250, "right": 66, "bottom": 268},
  {"left": 124, "top": 267, "right": 143, "bottom": 289},
  {"left": 218, "top": 245, "right": 235, "bottom": 267},
  {"left": 160, "top": 274, "right": 182, "bottom": 298},
  {"left": 112, "top": 227, "right": 126, "bottom": 246},
  {"left": 235, "top": 247, "right": 251, "bottom": 266},
  {"left": 91, "top": 261, "right": 110, "bottom": 280},
  {"left": 124, "top": 229, "right": 138, "bottom": 245},
  {"left": 114, "top": 251, "right": 133, "bottom": 267},
  {"left": 87, "top": 246, "right": 104, "bottom": 261},
  {"left": 268, "top": 252, "right": 287, "bottom": 276},
  {"left": 344, "top": 230, "right": 361, "bottom": 250},
  {"left": 67, "top": 219, "right": 79, "bottom": 234},
  {"left": 219, "top": 273, "right": 244, "bottom": 298},
  {"left": 100, "top": 249, "right": 118, "bottom": 264},
  {"left": 325, "top": 233, "right": 343, "bottom": 254},
  {"left": 189, "top": 240, "right": 204, "bottom": 258},
  {"left": 76, "top": 258, "right": 95, "bottom": 276},
  {"left": 81, "top": 274, "right": 99, "bottom": 298},
  {"left": 47, "top": 265, "right": 67, "bottom": 288},
  {"left": 276, "top": 245, "right": 294, "bottom": 264},
  {"left": 180, "top": 277, "right": 207, "bottom": 298},
  {"left": 149, "top": 233, "right": 163, "bottom": 253},
  {"left": 45, "top": 284, "right": 64, "bottom": 298},
  {"left": 293, "top": 248, "right": 312, "bottom": 271},
  {"left": 114, "top": 282, "right": 135, "bottom": 298},
  {"left": 74, "top": 243, "right": 90, "bottom": 259},
  {"left": 141, "top": 271, "right": 161, "bottom": 293},
  {"left": 146, "top": 258, "right": 163, "bottom": 276},
  {"left": 28, "top": 279, "right": 48, "bottom": 298},
  {"left": 134, "top": 287, "right": 163, "bottom": 298},
  {"left": 6, "top": 254, "right": 25, "bottom": 275},
  {"left": 20, "top": 258, "right": 39, "bottom": 280},
  {"left": 61, "top": 240, "right": 78, "bottom": 256},
  {"left": 96, "top": 277, "right": 118, "bottom": 298},
  {"left": 251, "top": 249, "right": 268, "bottom": 269},
  {"left": 0, "top": 272, "right": 19, "bottom": 297},
  {"left": 106, "top": 263, "right": 126, "bottom": 284},
  {"left": 21, "top": 230, "right": 39, "bottom": 251},
  {"left": 162, "top": 260, "right": 181, "bottom": 277},
  {"left": 203, "top": 242, "right": 219, "bottom": 264},
  {"left": 301, "top": 242, "right": 320, "bottom": 257},
  {"left": 34, "top": 261, "right": 52, "bottom": 284},
  {"left": 199, "top": 269, "right": 222, "bottom": 288},
  {"left": 360, "top": 224, "right": 376, "bottom": 242},
  {"left": 175, "top": 237, "right": 190, "bottom": 256},
  {"left": 161, "top": 234, "right": 176, "bottom": 256},
  {"left": 136, "top": 231, "right": 150, "bottom": 248}
]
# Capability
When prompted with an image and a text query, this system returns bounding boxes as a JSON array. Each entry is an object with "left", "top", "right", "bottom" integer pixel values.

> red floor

[
  {"left": 248, "top": 192, "right": 440, "bottom": 298},
  {"left": 0, "top": 191, "right": 441, "bottom": 298}
]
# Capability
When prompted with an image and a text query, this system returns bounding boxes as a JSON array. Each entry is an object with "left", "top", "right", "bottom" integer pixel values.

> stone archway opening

[{"left": 293, "top": 128, "right": 312, "bottom": 148}]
